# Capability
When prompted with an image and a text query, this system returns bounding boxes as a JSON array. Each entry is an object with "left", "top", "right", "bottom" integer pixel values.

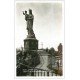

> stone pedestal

[{"left": 24, "top": 38, "right": 38, "bottom": 51}]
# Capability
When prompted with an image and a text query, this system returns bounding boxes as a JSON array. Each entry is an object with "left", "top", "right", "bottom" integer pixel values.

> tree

[
  {"left": 45, "top": 47, "right": 49, "bottom": 52},
  {"left": 48, "top": 47, "right": 55, "bottom": 56},
  {"left": 58, "top": 43, "right": 62, "bottom": 54}
]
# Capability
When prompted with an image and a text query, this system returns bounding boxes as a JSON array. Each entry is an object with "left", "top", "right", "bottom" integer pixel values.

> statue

[
  {"left": 23, "top": 9, "right": 38, "bottom": 51},
  {"left": 23, "top": 9, "right": 35, "bottom": 38}
]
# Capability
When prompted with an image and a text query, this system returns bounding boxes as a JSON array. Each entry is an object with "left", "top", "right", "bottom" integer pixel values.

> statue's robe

[{"left": 27, "top": 14, "right": 34, "bottom": 36}]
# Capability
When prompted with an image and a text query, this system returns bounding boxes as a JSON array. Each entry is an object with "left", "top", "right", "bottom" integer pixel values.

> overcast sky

[{"left": 15, "top": 2, "right": 64, "bottom": 50}]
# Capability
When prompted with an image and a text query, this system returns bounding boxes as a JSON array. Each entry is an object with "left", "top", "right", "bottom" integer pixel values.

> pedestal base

[{"left": 24, "top": 38, "right": 38, "bottom": 50}]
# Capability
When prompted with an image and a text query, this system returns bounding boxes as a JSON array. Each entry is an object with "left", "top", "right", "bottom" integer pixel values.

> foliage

[{"left": 16, "top": 50, "right": 40, "bottom": 76}]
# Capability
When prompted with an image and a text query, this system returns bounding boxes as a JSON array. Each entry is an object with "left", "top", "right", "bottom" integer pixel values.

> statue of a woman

[{"left": 23, "top": 9, "right": 35, "bottom": 38}]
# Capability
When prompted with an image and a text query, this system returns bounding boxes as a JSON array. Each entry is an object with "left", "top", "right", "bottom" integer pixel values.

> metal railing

[{"left": 23, "top": 68, "right": 55, "bottom": 76}]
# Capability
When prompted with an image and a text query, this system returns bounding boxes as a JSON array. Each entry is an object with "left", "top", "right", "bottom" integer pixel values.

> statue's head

[{"left": 29, "top": 9, "right": 32, "bottom": 14}]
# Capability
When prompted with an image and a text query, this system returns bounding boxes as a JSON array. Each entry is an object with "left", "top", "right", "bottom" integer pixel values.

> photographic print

[{"left": 15, "top": 0, "right": 64, "bottom": 77}]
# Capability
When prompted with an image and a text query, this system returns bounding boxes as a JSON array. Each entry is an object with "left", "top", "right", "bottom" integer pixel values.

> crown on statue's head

[
  {"left": 29, "top": 9, "right": 32, "bottom": 14},
  {"left": 29, "top": 9, "right": 32, "bottom": 11}
]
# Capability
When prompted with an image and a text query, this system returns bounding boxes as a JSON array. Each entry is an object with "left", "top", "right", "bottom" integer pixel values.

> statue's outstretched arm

[{"left": 23, "top": 11, "right": 25, "bottom": 15}]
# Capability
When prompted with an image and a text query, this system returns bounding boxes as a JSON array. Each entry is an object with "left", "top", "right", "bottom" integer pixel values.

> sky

[{"left": 15, "top": 2, "right": 64, "bottom": 50}]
